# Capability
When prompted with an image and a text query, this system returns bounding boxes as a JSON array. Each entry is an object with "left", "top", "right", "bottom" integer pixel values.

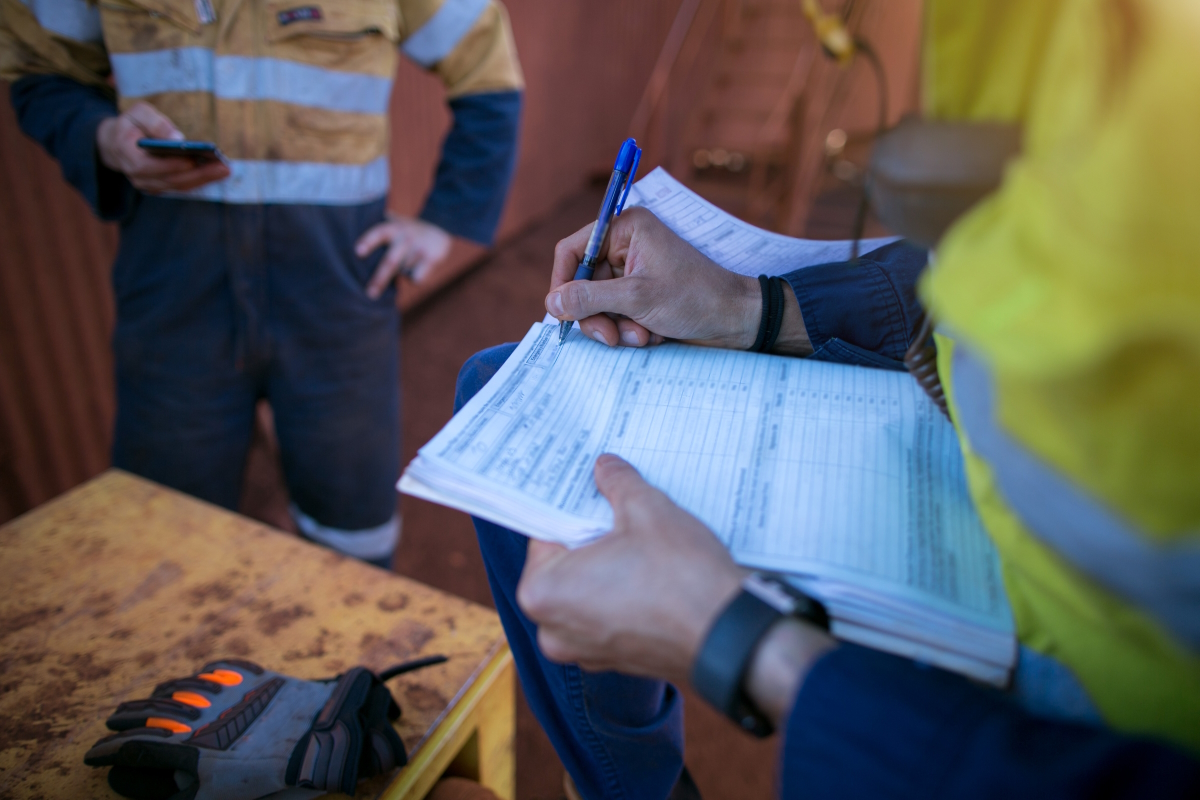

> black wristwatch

[{"left": 690, "top": 572, "right": 830, "bottom": 737}]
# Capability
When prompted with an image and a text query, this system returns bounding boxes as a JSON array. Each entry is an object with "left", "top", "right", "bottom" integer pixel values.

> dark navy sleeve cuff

[
  {"left": 420, "top": 89, "right": 522, "bottom": 245},
  {"left": 784, "top": 240, "right": 927, "bottom": 370},
  {"left": 10, "top": 75, "right": 136, "bottom": 221},
  {"left": 781, "top": 644, "right": 1200, "bottom": 799}
]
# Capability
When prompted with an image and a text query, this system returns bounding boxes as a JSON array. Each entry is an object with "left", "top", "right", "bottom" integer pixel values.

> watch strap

[{"left": 690, "top": 573, "right": 830, "bottom": 737}]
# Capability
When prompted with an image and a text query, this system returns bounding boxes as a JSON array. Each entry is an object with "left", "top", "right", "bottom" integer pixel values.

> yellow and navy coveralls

[{"left": 1, "top": 0, "right": 523, "bottom": 563}]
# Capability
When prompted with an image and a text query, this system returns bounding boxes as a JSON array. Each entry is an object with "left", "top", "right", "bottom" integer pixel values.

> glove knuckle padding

[{"left": 85, "top": 658, "right": 409, "bottom": 800}]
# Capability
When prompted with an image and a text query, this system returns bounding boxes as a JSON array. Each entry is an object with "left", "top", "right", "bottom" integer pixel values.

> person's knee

[{"left": 455, "top": 344, "right": 519, "bottom": 412}]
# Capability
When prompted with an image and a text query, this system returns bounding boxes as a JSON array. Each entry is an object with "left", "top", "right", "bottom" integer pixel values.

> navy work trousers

[{"left": 110, "top": 195, "right": 400, "bottom": 532}]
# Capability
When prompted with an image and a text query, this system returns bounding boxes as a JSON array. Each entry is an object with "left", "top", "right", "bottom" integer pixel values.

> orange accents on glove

[
  {"left": 199, "top": 669, "right": 244, "bottom": 686},
  {"left": 146, "top": 717, "right": 193, "bottom": 734},
  {"left": 173, "top": 691, "right": 213, "bottom": 708}
]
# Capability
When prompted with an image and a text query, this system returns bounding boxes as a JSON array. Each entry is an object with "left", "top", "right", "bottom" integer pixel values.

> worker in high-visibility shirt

[
  {"left": 453, "top": 0, "right": 1200, "bottom": 796},
  {"left": 1, "top": 0, "right": 523, "bottom": 567}
]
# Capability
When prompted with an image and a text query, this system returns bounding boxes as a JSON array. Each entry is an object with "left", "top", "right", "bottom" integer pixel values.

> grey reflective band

[
  {"left": 952, "top": 345, "right": 1200, "bottom": 650},
  {"left": 214, "top": 56, "right": 392, "bottom": 114},
  {"left": 401, "top": 0, "right": 490, "bottom": 67},
  {"left": 22, "top": 0, "right": 103, "bottom": 43},
  {"left": 165, "top": 157, "right": 390, "bottom": 205},
  {"left": 290, "top": 504, "right": 400, "bottom": 560},
  {"left": 111, "top": 48, "right": 212, "bottom": 96},
  {"left": 111, "top": 50, "right": 394, "bottom": 115}
]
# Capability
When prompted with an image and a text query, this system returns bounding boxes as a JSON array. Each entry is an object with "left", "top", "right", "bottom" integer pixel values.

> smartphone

[{"left": 137, "top": 138, "right": 225, "bottom": 164}]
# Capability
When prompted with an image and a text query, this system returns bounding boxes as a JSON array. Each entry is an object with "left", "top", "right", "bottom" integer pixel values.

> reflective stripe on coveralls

[
  {"left": 951, "top": 345, "right": 1200, "bottom": 652},
  {"left": 16, "top": 0, "right": 101, "bottom": 41},
  {"left": 935, "top": 332, "right": 1200, "bottom": 754},
  {"left": 110, "top": 50, "right": 395, "bottom": 114},
  {"left": 401, "top": 0, "right": 489, "bottom": 66},
  {"left": 291, "top": 503, "right": 400, "bottom": 561},
  {"left": 168, "top": 156, "right": 392, "bottom": 205}
]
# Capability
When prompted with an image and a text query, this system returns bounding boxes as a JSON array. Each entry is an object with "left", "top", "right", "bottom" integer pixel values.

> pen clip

[{"left": 615, "top": 145, "right": 642, "bottom": 216}]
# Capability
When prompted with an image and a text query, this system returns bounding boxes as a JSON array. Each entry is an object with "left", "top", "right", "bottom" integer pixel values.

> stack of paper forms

[{"left": 401, "top": 170, "right": 1016, "bottom": 684}]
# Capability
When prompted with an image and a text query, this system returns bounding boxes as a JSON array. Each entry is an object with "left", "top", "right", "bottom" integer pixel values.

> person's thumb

[
  {"left": 547, "top": 275, "right": 643, "bottom": 322},
  {"left": 125, "top": 102, "right": 185, "bottom": 140},
  {"left": 593, "top": 453, "right": 655, "bottom": 513}
]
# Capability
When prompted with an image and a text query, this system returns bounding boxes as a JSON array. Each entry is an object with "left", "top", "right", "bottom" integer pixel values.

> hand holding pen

[
  {"left": 556, "top": 138, "right": 642, "bottom": 345},
  {"left": 546, "top": 206, "right": 795, "bottom": 350}
]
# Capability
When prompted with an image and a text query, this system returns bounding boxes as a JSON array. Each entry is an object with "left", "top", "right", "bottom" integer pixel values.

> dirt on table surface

[{"left": 240, "top": 186, "right": 779, "bottom": 800}]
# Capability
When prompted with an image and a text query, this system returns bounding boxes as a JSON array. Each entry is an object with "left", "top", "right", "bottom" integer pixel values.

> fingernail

[
  {"left": 592, "top": 331, "right": 608, "bottom": 345},
  {"left": 621, "top": 330, "right": 639, "bottom": 346},
  {"left": 355, "top": 246, "right": 365, "bottom": 256},
  {"left": 547, "top": 293, "right": 563, "bottom": 316}
]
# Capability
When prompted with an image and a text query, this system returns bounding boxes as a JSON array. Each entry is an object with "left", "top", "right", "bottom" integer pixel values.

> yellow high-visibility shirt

[{"left": 923, "top": 0, "right": 1200, "bottom": 751}]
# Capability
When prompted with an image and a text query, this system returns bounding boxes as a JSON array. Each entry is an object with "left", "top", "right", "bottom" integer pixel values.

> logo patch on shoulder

[{"left": 277, "top": 6, "right": 322, "bottom": 25}]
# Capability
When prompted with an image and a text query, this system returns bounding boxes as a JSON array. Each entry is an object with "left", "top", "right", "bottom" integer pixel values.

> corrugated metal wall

[
  {"left": 0, "top": 1, "right": 688, "bottom": 522},
  {"left": 0, "top": 94, "right": 118, "bottom": 520},
  {"left": 0, "top": 0, "right": 922, "bottom": 523}
]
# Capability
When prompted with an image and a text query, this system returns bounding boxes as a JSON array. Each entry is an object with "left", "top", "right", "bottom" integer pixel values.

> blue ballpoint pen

[{"left": 557, "top": 137, "right": 642, "bottom": 345}]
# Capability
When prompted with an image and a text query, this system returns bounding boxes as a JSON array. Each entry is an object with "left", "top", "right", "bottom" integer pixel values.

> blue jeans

[
  {"left": 449, "top": 242, "right": 927, "bottom": 798},
  {"left": 456, "top": 345, "right": 685, "bottom": 800}
]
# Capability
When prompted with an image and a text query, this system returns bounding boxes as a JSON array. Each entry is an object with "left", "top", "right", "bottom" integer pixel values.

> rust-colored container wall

[
  {"left": 0, "top": 1, "right": 690, "bottom": 521},
  {"left": 0, "top": 101, "right": 119, "bottom": 521}
]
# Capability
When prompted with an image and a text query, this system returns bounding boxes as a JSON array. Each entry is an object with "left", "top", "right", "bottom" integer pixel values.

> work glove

[{"left": 84, "top": 656, "right": 445, "bottom": 800}]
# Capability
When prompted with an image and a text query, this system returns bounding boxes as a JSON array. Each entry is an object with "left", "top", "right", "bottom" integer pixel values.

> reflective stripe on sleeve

[
  {"left": 401, "top": 0, "right": 490, "bottom": 67},
  {"left": 165, "top": 157, "right": 390, "bottom": 205},
  {"left": 952, "top": 345, "right": 1200, "bottom": 650},
  {"left": 291, "top": 504, "right": 400, "bottom": 560},
  {"left": 111, "top": 50, "right": 393, "bottom": 114},
  {"left": 22, "top": 0, "right": 103, "bottom": 43}
]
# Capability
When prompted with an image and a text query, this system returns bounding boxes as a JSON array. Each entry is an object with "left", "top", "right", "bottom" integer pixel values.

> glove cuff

[{"left": 287, "top": 668, "right": 408, "bottom": 794}]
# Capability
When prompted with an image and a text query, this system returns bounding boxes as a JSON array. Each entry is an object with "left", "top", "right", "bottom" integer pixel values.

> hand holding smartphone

[{"left": 98, "top": 102, "right": 230, "bottom": 192}]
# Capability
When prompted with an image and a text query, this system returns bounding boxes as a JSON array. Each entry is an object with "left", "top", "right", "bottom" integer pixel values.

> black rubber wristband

[
  {"left": 750, "top": 275, "right": 772, "bottom": 352},
  {"left": 691, "top": 589, "right": 782, "bottom": 736},
  {"left": 762, "top": 276, "right": 785, "bottom": 353},
  {"left": 690, "top": 574, "right": 830, "bottom": 737},
  {"left": 750, "top": 276, "right": 786, "bottom": 354}
]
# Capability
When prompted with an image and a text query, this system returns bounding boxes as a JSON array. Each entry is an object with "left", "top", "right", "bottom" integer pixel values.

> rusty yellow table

[{"left": 0, "top": 470, "right": 514, "bottom": 800}]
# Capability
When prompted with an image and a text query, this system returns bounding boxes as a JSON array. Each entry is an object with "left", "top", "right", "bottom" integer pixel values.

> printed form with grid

[{"left": 400, "top": 171, "right": 1015, "bottom": 685}]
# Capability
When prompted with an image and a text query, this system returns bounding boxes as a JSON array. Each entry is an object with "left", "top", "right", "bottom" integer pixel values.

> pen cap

[
  {"left": 614, "top": 139, "right": 642, "bottom": 216},
  {"left": 614, "top": 138, "right": 640, "bottom": 174}
]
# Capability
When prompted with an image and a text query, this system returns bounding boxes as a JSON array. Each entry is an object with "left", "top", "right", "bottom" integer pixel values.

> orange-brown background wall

[{"left": 0, "top": 1, "right": 691, "bottom": 521}]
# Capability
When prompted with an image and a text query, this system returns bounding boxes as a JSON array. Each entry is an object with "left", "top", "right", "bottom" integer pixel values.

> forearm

[
  {"left": 732, "top": 237, "right": 932, "bottom": 359},
  {"left": 741, "top": 618, "right": 833, "bottom": 726},
  {"left": 784, "top": 239, "right": 928, "bottom": 367},
  {"left": 719, "top": 274, "right": 811, "bottom": 355},
  {"left": 777, "top": 644, "right": 1200, "bottom": 799},
  {"left": 419, "top": 89, "right": 522, "bottom": 244},
  {"left": 772, "top": 282, "right": 813, "bottom": 356},
  {"left": 10, "top": 74, "right": 134, "bottom": 220}
]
